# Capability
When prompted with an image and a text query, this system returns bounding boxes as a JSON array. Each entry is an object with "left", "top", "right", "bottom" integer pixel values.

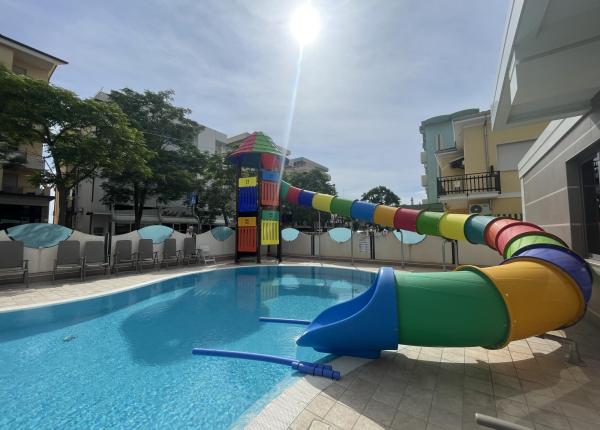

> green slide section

[
  {"left": 416, "top": 211, "right": 444, "bottom": 236},
  {"left": 394, "top": 270, "right": 510, "bottom": 348},
  {"left": 330, "top": 197, "right": 353, "bottom": 218}
]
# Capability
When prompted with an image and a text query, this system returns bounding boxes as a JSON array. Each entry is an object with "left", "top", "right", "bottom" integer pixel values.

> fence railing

[{"left": 437, "top": 171, "right": 501, "bottom": 196}]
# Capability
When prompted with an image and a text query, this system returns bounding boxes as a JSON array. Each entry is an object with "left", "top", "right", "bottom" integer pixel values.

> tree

[
  {"left": 195, "top": 153, "right": 236, "bottom": 226},
  {"left": 0, "top": 67, "right": 145, "bottom": 226},
  {"left": 361, "top": 186, "right": 401, "bottom": 206},
  {"left": 283, "top": 169, "right": 337, "bottom": 228},
  {"left": 101, "top": 89, "right": 204, "bottom": 229}
]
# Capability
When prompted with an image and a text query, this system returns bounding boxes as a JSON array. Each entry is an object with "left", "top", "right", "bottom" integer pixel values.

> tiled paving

[
  {"left": 1, "top": 260, "right": 599, "bottom": 430},
  {"left": 256, "top": 318, "right": 600, "bottom": 430}
]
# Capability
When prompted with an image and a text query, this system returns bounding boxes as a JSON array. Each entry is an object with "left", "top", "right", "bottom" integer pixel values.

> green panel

[
  {"left": 394, "top": 270, "right": 509, "bottom": 348},
  {"left": 330, "top": 198, "right": 354, "bottom": 218},
  {"left": 279, "top": 181, "right": 290, "bottom": 200},
  {"left": 504, "top": 234, "right": 566, "bottom": 258},
  {"left": 261, "top": 210, "right": 280, "bottom": 221},
  {"left": 416, "top": 211, "right": 444, "bottom": 236}
]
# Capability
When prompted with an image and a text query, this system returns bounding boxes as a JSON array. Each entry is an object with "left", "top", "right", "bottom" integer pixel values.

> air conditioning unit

[{"left": 469, "top": 203, "right": 491, "bottom": 215}]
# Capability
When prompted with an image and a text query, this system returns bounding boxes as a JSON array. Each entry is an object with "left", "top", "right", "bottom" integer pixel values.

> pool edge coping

[
  {"left": 0, "top": 262, "right": 378, "bottom": 314},
  {"left": 242, "top": 355, "right": 373, "bottom": 430}
]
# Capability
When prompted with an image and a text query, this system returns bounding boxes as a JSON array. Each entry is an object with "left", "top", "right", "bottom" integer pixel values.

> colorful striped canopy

[{"left": 227, "top": 132, "right": 287, "bottom": 167}]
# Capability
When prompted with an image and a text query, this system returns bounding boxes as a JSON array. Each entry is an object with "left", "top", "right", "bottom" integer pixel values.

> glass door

[{"left": 581, "top": 153, "right": 600, "bottom": 258}]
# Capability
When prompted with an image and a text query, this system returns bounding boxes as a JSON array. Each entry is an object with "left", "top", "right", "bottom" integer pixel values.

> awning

[{"left": 0, "top": 193, "right": 54, "bottom": 207}]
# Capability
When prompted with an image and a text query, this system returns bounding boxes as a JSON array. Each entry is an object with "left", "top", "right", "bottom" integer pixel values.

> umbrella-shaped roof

[{"left": 227, "top": 132, "right": 287, "bottom": 167}]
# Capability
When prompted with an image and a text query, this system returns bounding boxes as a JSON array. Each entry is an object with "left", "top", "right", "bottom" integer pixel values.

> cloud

[{"left": 0, "top": 0, "right": 509, "bottom": 203}]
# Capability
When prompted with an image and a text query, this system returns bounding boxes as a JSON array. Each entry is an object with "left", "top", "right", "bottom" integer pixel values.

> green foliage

[
  {"left": 0, "top": 67, "right": 145, "bottom": 226},
  {"left": 361, "top": 186, "right": 401, "bottom": 206},
  {"left": 101, "top": 88, "right": 204, "bottom": 229},
  {"left": 283, "top": 169, "right": 336, "bottom": 227},
  {"left": 195, "top": 153, "right": 236, "bottom": 226}
]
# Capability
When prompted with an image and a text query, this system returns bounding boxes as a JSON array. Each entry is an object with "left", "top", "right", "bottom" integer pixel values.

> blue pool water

[{"left": 0, "top": 266, "right": 374, "bottom": 429}]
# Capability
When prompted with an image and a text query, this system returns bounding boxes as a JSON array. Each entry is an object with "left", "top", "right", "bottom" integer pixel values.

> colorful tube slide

[{"left": 279, "top": 181, "right": 594, "bottom": 359}]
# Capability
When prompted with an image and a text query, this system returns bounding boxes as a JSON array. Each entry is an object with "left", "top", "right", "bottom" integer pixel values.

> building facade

[
  {"left": 73, "top": 124, "right": 231, "bottom": 236},
  {"left": 0, "top": 34, "right": 67, "bottom": 230},
  {"left": 435, "top": 111, "right": 547, "bottom": 218},
  {"left": 490, "top": 0, "right": 600, "bottom": 262},
  {"left": 285, "top": 157, "right": 329, "bottom": 175},
  {"left": 419, "top": 109, "right": 479, "bottom": 204}
]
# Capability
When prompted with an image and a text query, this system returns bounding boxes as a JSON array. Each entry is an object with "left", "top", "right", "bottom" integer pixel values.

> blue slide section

[{"left": 296, "top": 267, "right": 399, "bottom": 359}]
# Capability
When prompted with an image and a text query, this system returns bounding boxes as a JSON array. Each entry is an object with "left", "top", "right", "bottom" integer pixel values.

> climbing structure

[{"left": 227, "top": 132, "right": 286, "bottom": 263}]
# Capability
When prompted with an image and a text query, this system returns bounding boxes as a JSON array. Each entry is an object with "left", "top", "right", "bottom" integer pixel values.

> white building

[
  {"left": 286, "top": 157, "right": 329, "bottom": 175},
  {"left": 195, "top": 126, "right": 228, "bottom": 154}
]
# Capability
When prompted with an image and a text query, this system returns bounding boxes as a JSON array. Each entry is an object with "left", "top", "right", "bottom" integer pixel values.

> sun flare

[{"left": 291, "top": 3, "right": 320, "bottom": 46}]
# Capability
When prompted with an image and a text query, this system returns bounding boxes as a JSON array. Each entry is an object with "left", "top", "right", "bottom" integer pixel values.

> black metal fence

[{"left": 437, "top": 171, "right": 501, "bottom": 196}]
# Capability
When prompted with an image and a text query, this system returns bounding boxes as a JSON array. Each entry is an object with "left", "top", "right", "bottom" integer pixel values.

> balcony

[
  {"left": 437, "top": 171, "right": 501, "bottom": 197},
  {"left": 3, "top": 151, "right": 44, "bottom": 170}
]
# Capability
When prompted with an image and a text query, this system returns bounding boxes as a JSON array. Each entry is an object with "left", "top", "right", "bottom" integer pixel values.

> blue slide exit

[{"left": 296, "top": 267, "right": 399, "bottom": 359}]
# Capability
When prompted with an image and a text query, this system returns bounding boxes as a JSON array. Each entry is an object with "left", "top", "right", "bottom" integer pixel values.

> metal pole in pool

[
  {"left": 441, "top": 239, "right": 447, "bottom": 271},
  {"left": 399, "top": 230, "right": 405, "bottom": 268},
  {"left": 350, "top": 220, "right": 354, "bottom": 266},
  {"left": 318, "top": 211, "right": 322, "bottom": 266}
]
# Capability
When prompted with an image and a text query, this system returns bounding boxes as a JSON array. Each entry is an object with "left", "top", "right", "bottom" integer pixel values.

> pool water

[{"left": 0, "top": 266, "right": 374, "bottom": 429}]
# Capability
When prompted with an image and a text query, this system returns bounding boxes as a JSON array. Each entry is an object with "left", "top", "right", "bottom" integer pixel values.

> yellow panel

[
  {"left": 261, "top": 281, "right": 279, "bottom": 300},
  {"left": 373, "top": 205, "right": 398, "bottom": 228},
  {"left": 238, "top": 216, "right": 256, "bottom": 227},
  {"left": 239, "top": 177, "right": 257, "bottom": 187},
  {"left": 458, "top": 259, "right": 585, "bottom": 344},
  {"left": 439, "top": 213, "right": 471, "bottom": 241},
  {"left": 261, "top": 220, "right": 279, "bottom": 245},
  {"left": 312, "top": 193, "right": 335, "bottom": 212}
]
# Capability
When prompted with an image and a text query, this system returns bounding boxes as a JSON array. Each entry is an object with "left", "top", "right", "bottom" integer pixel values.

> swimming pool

[{"left": 0, "top": 266, "right": 375, "bottom": 429}]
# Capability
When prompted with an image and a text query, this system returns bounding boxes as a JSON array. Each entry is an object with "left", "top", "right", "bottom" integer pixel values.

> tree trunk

[
  {"left": 56, "top": 185, "right": 69, "bottom": 227},
  {"left": 133, "top": 184, "right": 146, "bottom": 230},
  {"left": 222, "top": 206, "right": 229, "bottom": 226}
]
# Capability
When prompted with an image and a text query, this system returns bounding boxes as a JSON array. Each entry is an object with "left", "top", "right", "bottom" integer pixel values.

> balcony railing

[
  {"left": 437, "top": 171, "right": 501, "bottom": 196},
  {"left": 1, "top": 185, "right": 49, "bottom": 196}
]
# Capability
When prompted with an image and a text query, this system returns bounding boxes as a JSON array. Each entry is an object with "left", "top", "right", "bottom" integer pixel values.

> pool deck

[{"left": 1, "top": 261, "right": 600, "bottom": 430}]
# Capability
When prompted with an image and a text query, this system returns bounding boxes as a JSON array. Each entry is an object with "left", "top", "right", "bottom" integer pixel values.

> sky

[{"left": 1, "top": 0, "right": 509, "bottom": 203}]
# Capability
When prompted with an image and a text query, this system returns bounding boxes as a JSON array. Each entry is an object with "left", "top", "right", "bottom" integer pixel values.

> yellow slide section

[{"left": 458, "top": 259, "right": 586, "bottom": 345}]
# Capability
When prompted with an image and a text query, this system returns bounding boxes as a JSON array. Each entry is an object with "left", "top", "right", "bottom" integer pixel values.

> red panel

[
  {"left": 238, "top": 227, "right": 257, "bottom": 252},
  {"left": 484, "top": 218, "right": 519, "bottom": 250},
  {"left": 393, "top": 208, "right": 422, "bottom": 232},
  {"left": 236, "top": 274, "right": 257, "bottom": 311},
  {"left": 261, "top": 180, "right": 279, "bottom": 206},
  {"left": 261, "top": 153, "right": 282, "bottom": 170},
  {"left": 495, "top": 222, "right": 544, "bottom": 255},
  {"left": 285, "top": 186, "right": 302, "bottom": 204}
]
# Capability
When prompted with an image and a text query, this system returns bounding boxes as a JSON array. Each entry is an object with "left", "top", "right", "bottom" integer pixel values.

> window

[
  {"left": 114, "top": 223, "right": 132, "bottom": 235},
  {"left": 215, "top": 141, "right": 226, "bottom": 153},
  {"left": 496, "top": 140, "right": 535, "bottom": 171},
  {"left": 11, "top": 65, "right": 27, "bottom": 75},
  {"left": 436, "top": 134, "right": 443, "bottom": 151}
]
